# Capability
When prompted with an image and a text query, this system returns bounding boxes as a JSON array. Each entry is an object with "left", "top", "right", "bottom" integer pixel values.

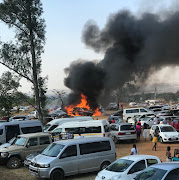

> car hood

[
  {"left": 26, "top": 152, "right": 40, "bottom": 161},
  {"left": 160, "top": 132, "right": 179, "bottom": 137},
  {"left": 0, "top": 145, "right": 24, "bottom": 153},
  {"left": 31, "top": 154, "right": 56, "bottom": 164},
  {"left": 97, "top": 169, "right": 122, "bottom": 180},
  {"left": 0, "top": 143, "right": 11, "bottom": 148}
]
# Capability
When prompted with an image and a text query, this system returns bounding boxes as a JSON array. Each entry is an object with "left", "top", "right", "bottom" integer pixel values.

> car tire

[
  {"left": 113, "top": 136, "right": 118, "bottom": 144},
  {"left": 100, "top": 161, "right": 110, "bottom": 170},
  {"left": 6, "top": 157, "right": 21, "bottom": 169},
  {"left": 50, "top": 169, "right": 64, "bottom": 180}
]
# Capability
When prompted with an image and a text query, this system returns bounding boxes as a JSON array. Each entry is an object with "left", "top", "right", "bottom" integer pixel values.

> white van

[
  {"left": 0, "top": 120, "right": 43, "bottom": 145},
  {"left": 123, "top": 108, "right": 151, "bottom": 121},
  {"left": 51, "top": 120, "right": 110, "bottom": 139},
  {"left": 43, "top": 116, "right": 93, "bottom": 133}
]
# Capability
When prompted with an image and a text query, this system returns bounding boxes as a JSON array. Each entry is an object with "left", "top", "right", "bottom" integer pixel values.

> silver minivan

[{"left": 29, "top": 137, "right": 116, "bottom": 180}]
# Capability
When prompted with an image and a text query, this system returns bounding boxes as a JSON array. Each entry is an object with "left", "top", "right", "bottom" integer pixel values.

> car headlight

[
  {"left": 39, "top": 164, "right": 50, "bottom": 168},
  {"left": 0, "top": 152, "right": 9, "bottom": 158},
  {"left": 110, "top": 175, "right": 121, "bottom": 180}
]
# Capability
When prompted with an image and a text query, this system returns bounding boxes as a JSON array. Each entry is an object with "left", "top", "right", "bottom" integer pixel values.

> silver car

[
  {"left": 134, "top": 162, "right": 179, "bottom": 180},
  {"left": 29, "top": 137, "right": 116, "bottom": 180}
]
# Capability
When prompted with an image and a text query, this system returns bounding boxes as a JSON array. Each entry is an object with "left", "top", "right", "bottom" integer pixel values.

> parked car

[
  {"left": 123, "top": 108, "right": 152, "bottom": 121},
  {"left": 157, "top": 111, "right": 173, "bottom": 116},
  {"left": 0, "top": 132, "right": 52, "bottom": 168},
  {"left": 29, "top": 137, "right": 116, "bottom": 179},
  {"left": 129, "top": 102, "right": 137, "bottom": 107},
  {"left": 128, "top": 114, "right": 155, "bottom": 125},
  {"left": 134, "top": 162, "right": 179, "bottom": 180},
  {"left": 110, "top": 123, "right": 136, "bottom": 144},
  {"left": 9, "top": 115, "right": 30, "bottom": 122},
  {"left": 158, "top": 116, "right": 178, "bottom": 124},
  {"left": 140, "top": 117, "right": 154, "bottom": 128},
  {"left": 95, "top": 155, "right": 161, "bottom": 180},
  {"left": 150, "top": 124, "right": 179, "bottom": 143},
  {"left": 28, "top": 111, "right": 38, "bottom": 119},
  {"left": 72, "top": 107, "right": 93, "bottom": 116},
  {"left": 170, "top": 109, "right": 179, "bottom": 116},
  {"left": 162, "top": 104, "right": 170, "bottom": 111},
  {"left": 107, "top": 103, "right": 118, "bottom": 110}
]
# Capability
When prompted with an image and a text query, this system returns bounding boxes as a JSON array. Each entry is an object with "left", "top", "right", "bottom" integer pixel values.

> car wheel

[
  {"left": 50, "top": 169, "right": 64, "bottom": 180},
  {"left": 113, "top": 136, "right": 118, "bottom": 144},
  {"left": 6, "top": 157, "right": 21, "bottom": 169},
  {"left": 100, "top": 161, "right": 110, "bottom": 170}
]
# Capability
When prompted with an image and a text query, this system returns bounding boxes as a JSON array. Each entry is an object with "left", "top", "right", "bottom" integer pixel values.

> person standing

[
  {"left": 136, "top": 123, "right": 141, "bottom": 141},
  {"left": 154, "top": 116, "right": 158, "bottom": 124},
  {"left": 152, "top": 129, "right": 158, "bottom": 151},
  {"left": 111, "top": 118, "right": 115, "bottom": 123},
  {"left": 174, "top": 120, "right": 179, "bottom": 132},
  {"left": 166, "top": 146, "right": 172, "bottom": 162},
  {"left": 142, "top": 123, "right": 149, "bottom": 141},
  {"left": 170, "top": 119, "right": 175, "bottom": 127},
  {"left": 131, "top": 144, "right": 138, "bottom": 155}
]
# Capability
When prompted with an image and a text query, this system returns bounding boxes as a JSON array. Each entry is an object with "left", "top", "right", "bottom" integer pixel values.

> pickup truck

[{"left": 0, "top": 132, "right": 52, "bottom": 168}]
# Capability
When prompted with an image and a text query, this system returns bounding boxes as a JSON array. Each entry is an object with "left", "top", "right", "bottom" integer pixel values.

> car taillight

[
  {"left": 118, "top": 132, "right": 125, "bottom": 135},
  {"left": 103, "top": 133, "right": 105, "bottom": 137},
  {"left": 131, "top": 131, "right": 136, "bottom": 134}
]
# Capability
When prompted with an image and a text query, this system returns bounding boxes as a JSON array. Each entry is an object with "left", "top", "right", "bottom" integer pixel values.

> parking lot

[{"left": 0, "top": 133, "right": 178, "bottom": 180}]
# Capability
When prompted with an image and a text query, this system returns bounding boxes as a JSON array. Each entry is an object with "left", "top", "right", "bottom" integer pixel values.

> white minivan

[
  {"left": 51, "top": 120, "right": 110, "bottom": 139},
  {"left": 43, "top": 116, "right": 93, "bottom": 133},
  {"left": 0, "top": 120, "right": 43, "bottom": 145},
  {"left": 123, "top": 108, "right": 151, "bottom": 121}
]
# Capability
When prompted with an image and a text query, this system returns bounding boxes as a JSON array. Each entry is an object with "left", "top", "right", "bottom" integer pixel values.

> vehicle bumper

[
  {"left": 29, "top": 166, "right": 50, "bottom": 178},
  {"left": 0, "top": 156, "right": 8, "bottom": 165},
  {"left": 163, "top": 137, "right": 179, "bottom": 142},
  {"left": 24, "top": 160, "right": 31, "bottom": 167},
  {"left": 117, "top": 135, "right": 136, "bottom": 140}
]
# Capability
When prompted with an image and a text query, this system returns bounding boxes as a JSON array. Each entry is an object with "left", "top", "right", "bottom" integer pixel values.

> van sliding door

[{"left": 5, "top": 125, "right": 20, "bottom": 142}]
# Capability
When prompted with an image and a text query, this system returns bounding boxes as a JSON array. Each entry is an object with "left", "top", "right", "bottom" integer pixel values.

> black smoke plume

[{"left": 64, "top": 10, "right": 179, "bottom": 108}]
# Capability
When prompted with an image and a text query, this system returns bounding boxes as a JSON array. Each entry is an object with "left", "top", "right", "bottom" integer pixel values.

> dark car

[{"left": 72, "top": 107, "right": 93, "bottom": 116}]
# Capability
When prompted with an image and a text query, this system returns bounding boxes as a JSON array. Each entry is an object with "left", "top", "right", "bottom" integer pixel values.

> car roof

[
  {"left": 54, "top": 137, "right": 111, "bottom": 145},
  {"left": 111, "top": 123, "right": 132, "bottom": 126},
  {"left": 19, "top": 132, "right": 50, "bottom": 138},
  {"left": 151, "top": 162, "right": 179, "bottom": 170},
  {"left": 121, "top": 155, "right": 159, "bottom": 161},
  {"left": 0, "top": 120, "right": 41, "bottom": 126},
  {"left": 152, "top": 124, "right": 172, "bottom": 127}
]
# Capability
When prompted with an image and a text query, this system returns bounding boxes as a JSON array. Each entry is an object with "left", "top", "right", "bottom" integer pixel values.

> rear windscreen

[{"left": 120, "top": 125, "right": 135, "bottom": 131}]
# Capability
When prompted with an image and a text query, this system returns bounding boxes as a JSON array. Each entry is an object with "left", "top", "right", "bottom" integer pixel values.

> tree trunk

[{"left": 27, "top": 2, "right": 44, "bottom": 123}]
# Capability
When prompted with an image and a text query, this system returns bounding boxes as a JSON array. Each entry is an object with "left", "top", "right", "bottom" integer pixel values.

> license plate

[{"left": 126, "top": 132, "right": 131, "bottom": 135}]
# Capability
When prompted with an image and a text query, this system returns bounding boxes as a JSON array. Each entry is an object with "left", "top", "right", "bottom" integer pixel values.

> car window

[
  {"left": 21, "top": 126, "right": 42, "bottom": 134},
  {"left": 53, "top": 128, "right": 62, "bottom": 133},
  {"left": 165, "top": 168, "right": 179, "bottom": 180},
  {"left": 135, "top": 167, "right": 167, "bottom": 180},
  {"left": 140, "top": 109, "right": 147, "bottom": 112},
  {"left": 79, "top": 141, "right": 111, "bottom": 155},
  {"left": 110, "top": 125, "right": 119, "bottom": 131},
  {"left": 126, "top": 109, "right": 139, "bottom": 113},
  {"left": 128, "top": 160, "right": 146, "bottom": 174},
  {"left": 40, "top": 136, "right": 50, "bottom": 145},
  {"left": 28, "top": 138, "right": 38, "bottom": 146},
  {"left": 120, "top": 125, "right": 135, "bottom": 131},
  {"left": 48, "top": 125, "right": 58, "bottom": 131},
  {"left": 146, "top": 159, "right": 158, "bottom": 166},
  {"left": 0, "top": 129, "right": 3, "bottom": 135},
  {"left": 60, "top": 145, "right": 77, "bottom": 158}
]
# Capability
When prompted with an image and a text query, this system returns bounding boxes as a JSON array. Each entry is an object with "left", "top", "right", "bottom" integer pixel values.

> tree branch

[{"left": 0, "top": 61, "right": 33, "bottom": 83}]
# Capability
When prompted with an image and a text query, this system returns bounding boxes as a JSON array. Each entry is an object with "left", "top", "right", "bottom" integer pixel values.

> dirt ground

[{"left": 0, "top": 113, "right": 178, "bottom": 180}]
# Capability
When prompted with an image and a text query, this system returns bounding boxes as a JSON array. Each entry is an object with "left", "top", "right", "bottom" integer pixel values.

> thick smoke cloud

[{"left": 64, "top": 10, "right": 179, "bottom": 108}]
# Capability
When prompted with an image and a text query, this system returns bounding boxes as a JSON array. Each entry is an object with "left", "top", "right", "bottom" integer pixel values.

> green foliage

[{"left": 0, "top": 71, "right": 20, "bottom": 117}]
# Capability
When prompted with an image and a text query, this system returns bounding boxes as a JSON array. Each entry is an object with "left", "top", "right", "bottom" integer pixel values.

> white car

[
  {"left": 95, "top": 155, "right": 161, "bottom": 180},
  {"left": 28, "top": 111, "right": 38, "bottom": 119},
  {"left": 150, "top": 124, "right": 179, "bottom": 142},
  {"left": 140, "top": 117, "right": 154, "bottom": 128}
]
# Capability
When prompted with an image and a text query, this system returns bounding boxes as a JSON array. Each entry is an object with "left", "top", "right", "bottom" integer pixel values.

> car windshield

[
  {"left": 135, "top": 167, "right": 167, "bottom": 180},
  {"left": 8, "top": 137, "right": 16, "bottom": 144},
  {"left": 160, "top": 126, "right": 175, "bottom": 132},
  {"left": 120, "top": 125, "right": 135, "bottom": 131},
  {"left": 41, "top": 143, "right": 65, "bottom": 157},
  {"left": 43, "top": 124, "right": 51, "bottom": 130},
  {"left": 14, "top": 137, "right": 27, "bottom": 146},
  {"left": 106, "top": 159, "right": 134, "bottom": 172}
]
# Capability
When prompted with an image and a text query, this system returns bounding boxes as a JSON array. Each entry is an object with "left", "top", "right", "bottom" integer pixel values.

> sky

[{"left": 0, "top": 0, "right": 178, "bottom": 94}]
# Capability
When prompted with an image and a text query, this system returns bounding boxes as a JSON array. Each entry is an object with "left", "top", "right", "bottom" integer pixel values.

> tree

[
  {"left": 0, "top": 0, "right": 46, "bottom": 123},
  {"left": 0, "top": 71, "right": 20, "bottom": 118},
  {"left": 52, "top": 90, "right": 66, "bottom": 111}
]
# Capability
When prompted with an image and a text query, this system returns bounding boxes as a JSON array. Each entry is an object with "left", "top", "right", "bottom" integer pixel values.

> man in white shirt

[{"left": 154, "top": 116, "right": 158, "bottom": 124}]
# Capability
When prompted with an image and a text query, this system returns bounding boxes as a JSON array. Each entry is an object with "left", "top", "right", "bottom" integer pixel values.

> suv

[
  {"left": 0, "top": 132, "right": 52, "bottom": 168},
  {"left": 110, "top": 123, "right": 136, "bottom": 144}
]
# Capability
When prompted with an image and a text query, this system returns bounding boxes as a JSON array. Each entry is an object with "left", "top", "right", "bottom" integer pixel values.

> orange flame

[{"left": 65, "top": 94, "right": 101, "bottom": 116}]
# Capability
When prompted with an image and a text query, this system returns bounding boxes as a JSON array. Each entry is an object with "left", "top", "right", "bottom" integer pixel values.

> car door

[
  {"left": 38, "top": 136, "right": 51, "bottom": 150},
  {"left": 23, "top": 137, "right": 38, "bottom": 159},
  {"left": 127, "top": 160, "right": 146, "bottom": 179},
  {"left": 110, "top": 124, "right": 119, "bottom": 138},
  {"left": 58, "top": 145, "right": 78, "bottom": 176}
]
